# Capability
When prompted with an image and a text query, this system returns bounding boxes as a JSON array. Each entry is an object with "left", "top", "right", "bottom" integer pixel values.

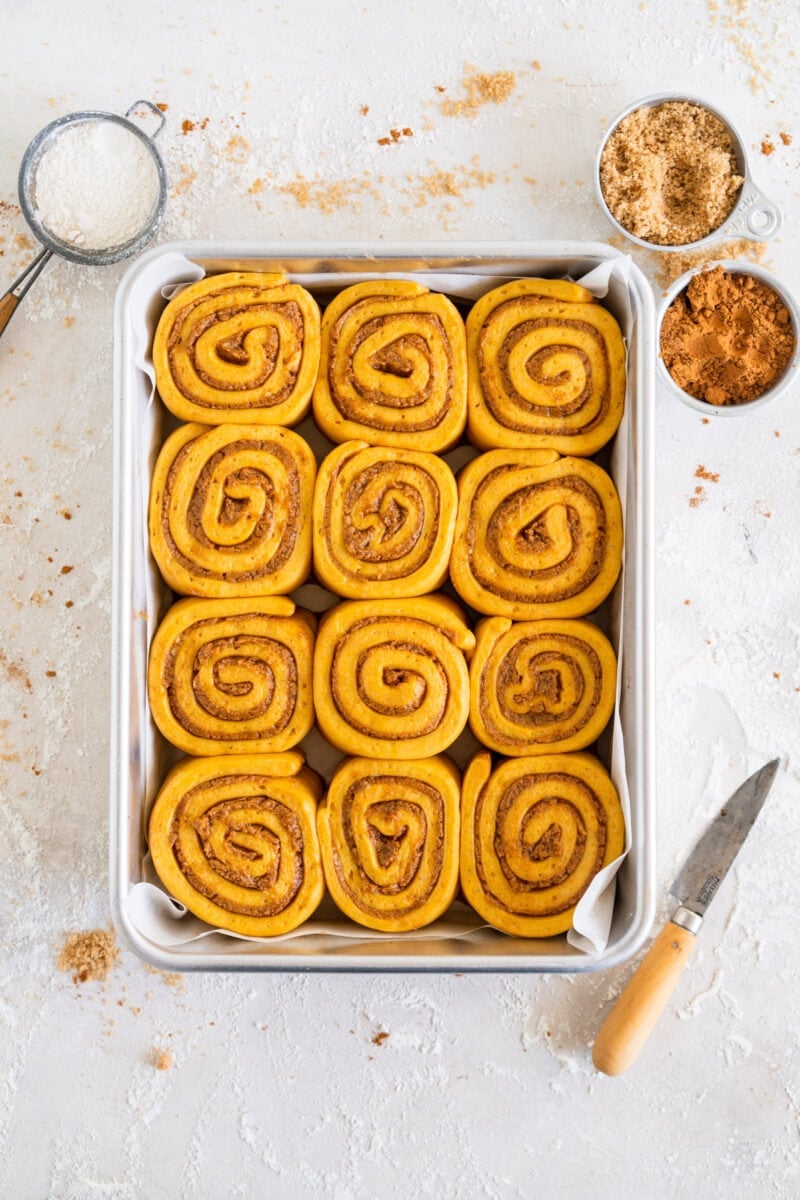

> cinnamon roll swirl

[
  {"left": 148, "top": 596, "right": 316, "bottom": 756},
  {"left": 318, "top": 755, "right": 460, "bottom": 931},
  {"left": 313, "top": 280, "right": 467, "bottom": 452},
  {"left": 148, "top": 752, "right": 324, "bottom": 936},
  {"left": 460, "top": 751, "right": 625, "bottom": 937},
  {"left": 153, "top": 272, "right": 320, "bottom": 426},
  {"left": 450, "top": 449, "right": 623, "bottom": 619},
  {"left": 467, "top": 278, "right": 625, "bottom": 455},
  {"left": 148, "top": 423, "right": 315, "bottom": 597}
]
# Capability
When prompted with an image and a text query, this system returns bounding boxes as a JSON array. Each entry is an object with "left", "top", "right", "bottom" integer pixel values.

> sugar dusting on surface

[{"left": 2, "top": 0, "right": 800, "bottom": 1196}]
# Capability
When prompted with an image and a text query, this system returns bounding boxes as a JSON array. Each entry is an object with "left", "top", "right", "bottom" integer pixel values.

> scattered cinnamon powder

[
  {"left": 600, "top": 101, "right": 743, "bottom": 245},
  {"left": 57, "top": 927, "right": 119, "bottom": 984},
  {"left": 661, "top": 266, "right": 796, "bottom": 406},
  {"left": 438, "top": 67, "right": 516, "bottom": 118}
]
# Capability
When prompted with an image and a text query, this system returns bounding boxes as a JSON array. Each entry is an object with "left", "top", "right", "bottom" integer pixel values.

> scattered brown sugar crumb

[
  {"left": 279, "top": 174, "right": 380, "bottom": 214},
  {"left": 154, "top": 1048, "right": 174, "bottom": 1071},
  {"left": 173, "top": 165, "right": 197, "bottom": 197},
  {"left": 780, "top": 131, "right": 792, "bottom": 146},
  {"left": 63, "top": 316, "right": 75, "bottom": 330},
  {"left": 0, "top": 649, "right": 32, "bottom": 692},
  {"left": 435, "top": 85, "right": 446, "bottom": 93},
  {"left": 156, "top": 102, "right": 169, "bottom": 112},
  {"left": 248, "top": 178, "right": 264, "bottom": 195},
  {"left": 377, "top": 127, "right": 413, "bottom": 146},
  {"left": 689, "top": 485, "right": 706, "bottom": 508},
  {"left": 372, "top": 1030, "right": 390, "bottom": 1046},
  {"left": 532, "top": 60, "right": 541, "bottom": 70},
  {"left": 45, "top": 669, "right": 56, "bottom": 678},
  {"left": 661, "top": 266, "right": 796, "bottom": 406},
  {"left": 773, "top": 672, "right": 781, "bottom": 679},
  {"left": 761, "top": 138, "right": 775, "bottom": 156},
  {"left": 57, "top": 927, "right": 119, "bottom": 984},
  {"left": 360, "top": 105, "right": 369, "bottom": 116},
  {"left": 684, "top": 599, "right": 691, "bottom": 606},
  {"left": 65, "top": 600, "right": 74, "bottom": 608},
  {"left": 181, "top": 119, "right": 195, "bottom": 134},
  {"left": 225, "top": 135, "right": 250, "bottom": 163},
  {"left": 600, "top": 101, "right": 743, "bottom": 245},
  {"left": 650, "top": 237, "right": 767, "bottom": 289},
  {"left": 695, "top": 465, "right": 720, "bottom": 482},
  {"left": 438, "top": 67, "right": 516, "bottom": 119},
  {"left": 60, "top": 564, "right": 73, "bottom": 575},
  {"left": 60, "top": 508, "right": 72, "bottom": 519}
]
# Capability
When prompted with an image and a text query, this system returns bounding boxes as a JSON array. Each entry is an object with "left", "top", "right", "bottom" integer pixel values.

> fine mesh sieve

[{"left": 1, "top": 99, "right": 168, "bottom": 338}]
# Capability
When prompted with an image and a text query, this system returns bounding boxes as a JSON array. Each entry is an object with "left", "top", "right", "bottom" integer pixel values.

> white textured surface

[{"left": 2, "top": 2, "right": 799, "bottom": 1197}]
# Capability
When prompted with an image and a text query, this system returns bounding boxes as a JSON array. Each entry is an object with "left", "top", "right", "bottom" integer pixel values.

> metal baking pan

[{"left": 110, "top": 241, "right": 655, "bottom": 972}]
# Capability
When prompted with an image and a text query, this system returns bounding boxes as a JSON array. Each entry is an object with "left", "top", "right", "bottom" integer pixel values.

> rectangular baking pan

[{"left": 110, "top": 241, "right": 656, "bottom": 972}]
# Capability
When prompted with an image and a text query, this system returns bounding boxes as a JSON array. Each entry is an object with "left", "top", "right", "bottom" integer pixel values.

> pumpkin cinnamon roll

[
  {"left": 313, "top": 441, "right": 458, "bottom": 599},
  {"left": 313, "top": 595, "right": 475, "bottom": 759},
  {"left": 461, "top": 751, "right": 625, "bottom": 937},
  {"left": 148, "top": 752, "right": 324, "bottom": 936},
  {"left": 149, "top": 423, "right": 315, "bottom": 597},
  {"left": 313, "top": 280, "right": 467, "bottom": 452},
  {"left": 318, "top": 755, "right": 460, "bottom": 931},
  {"left": 450, "top": 449, "right": 623, "bottom": 619},
  {"left": 470, "top": 617, "right": 616, "bottom": 756},
  {"left": 153, "top": 272, "right": 320, "bottom": 426},
  {"left": 148, "top": 596, "right": 316, "bottom": 756},
  {"left": 467, "top": 278, "right": 625, "bottom": 455}
]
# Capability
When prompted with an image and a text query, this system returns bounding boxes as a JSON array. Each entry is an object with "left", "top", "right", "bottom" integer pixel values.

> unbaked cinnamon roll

[
  {"left": 313, "top": 595, "right": 475, "bottom": 759},
  {"left": 148, "top": 596, "right": 315, "bottom": 755},
  {"left": 467, "top": 278, "right": 625, "bottom": 454},
  {"left": 470, "top": 617, "right": 616, "bottom": 755},
  {"left": 318, "top": 755, "right": 460, "bottom": 931},
  {"left": 148, "top": 752, "right": 324, "bottom": 936},
  {"left": 313, "top": 440, "right": 458, "bottom": 598},
  {"left": 450, "top": 449, "right": 623, "bottom": 619},
  {"left": 313, "top": 280, "right": 467, "bottom": 452},
  {"left": 148, "top": 422, "right": 316, "bottom": 597},
  {"left": 153, "top": 272, "right": 320, "bottom": 426},
  {"left": 460, "top": 751, "right": 624, "bottom": 937}
]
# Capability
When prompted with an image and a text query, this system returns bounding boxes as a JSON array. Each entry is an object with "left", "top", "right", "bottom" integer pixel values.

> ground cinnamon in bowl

[
  {"left": 599, "top": 100, "right": 743, "bottom": 246},
  {"left": 660, "top": 266, "right": 797, "bottom": 408}
]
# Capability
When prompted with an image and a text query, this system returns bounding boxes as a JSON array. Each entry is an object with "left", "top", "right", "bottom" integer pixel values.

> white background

[{"left": 2, "top": 2, "right": 799, "bottom": 1197}]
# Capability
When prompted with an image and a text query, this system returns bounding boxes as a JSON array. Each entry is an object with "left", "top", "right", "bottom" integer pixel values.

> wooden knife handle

[{"left": 592, "top": 920, "right": 697, "bottom": 1076}]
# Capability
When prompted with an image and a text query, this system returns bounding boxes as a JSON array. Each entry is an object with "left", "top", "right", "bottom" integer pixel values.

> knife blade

[
  {"left": 592, "top": 758, "right": 780, "bottom": 1076},
  {"left": 669, "top": 757, "right": 779, "bottom": 923}
]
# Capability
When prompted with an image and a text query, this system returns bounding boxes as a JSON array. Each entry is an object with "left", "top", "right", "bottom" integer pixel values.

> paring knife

[{"left": 592, "top": 758, "right": 780, "bottom": 1077}]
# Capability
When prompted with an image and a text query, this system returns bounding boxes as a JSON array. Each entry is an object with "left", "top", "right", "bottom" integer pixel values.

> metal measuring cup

[
  {"left": 594, "top": 92, "right": 782, "bottom": 252},
  {"left": 0, "top": 99, "right": 168, "bottom": 338}
]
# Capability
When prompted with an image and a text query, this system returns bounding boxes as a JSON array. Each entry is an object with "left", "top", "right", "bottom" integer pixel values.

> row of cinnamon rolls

[
  {"left": 149, "top": 426, "right": 623, "bottom": 617},
  {"left": 149, "top": 749, "right": 623, "bottom": 939},
  {"left": 154, "top": 273, "right": 625, "bottom": 456},
  {"left": 148, "top": 594, "right": 616, "bottom": 760}
]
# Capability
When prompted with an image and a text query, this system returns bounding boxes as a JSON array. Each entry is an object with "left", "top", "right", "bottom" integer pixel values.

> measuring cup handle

[
  {"left": 126, "top": 99, "right": 166, "bottom": 141},
  {"left": 724, "top": 183, "right": 782, "bottom": 241},
  {"left": 0, "top": 247, "right": 53, "bottom": 341}
]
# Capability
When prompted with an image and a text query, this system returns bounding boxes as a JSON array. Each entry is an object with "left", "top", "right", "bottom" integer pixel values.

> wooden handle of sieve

[{"left": 0, "top": 291, "right": 18, "bottom": 337}]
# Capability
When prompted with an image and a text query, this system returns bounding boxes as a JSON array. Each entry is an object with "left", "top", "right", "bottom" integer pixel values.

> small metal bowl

[
  {"left": 595, "top": 93, "right": 782, "bottom": 253},
  {"left": 657, "top": 260, "right": 800, "bottom": 416},
  {"left": 18, "top": 100, "right": 168, "bottom": 267}
]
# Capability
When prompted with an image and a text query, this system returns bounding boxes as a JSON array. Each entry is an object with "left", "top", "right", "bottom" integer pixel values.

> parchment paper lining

[{"left": 122, "top": 253, "right": 635, "bottom": 956}]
